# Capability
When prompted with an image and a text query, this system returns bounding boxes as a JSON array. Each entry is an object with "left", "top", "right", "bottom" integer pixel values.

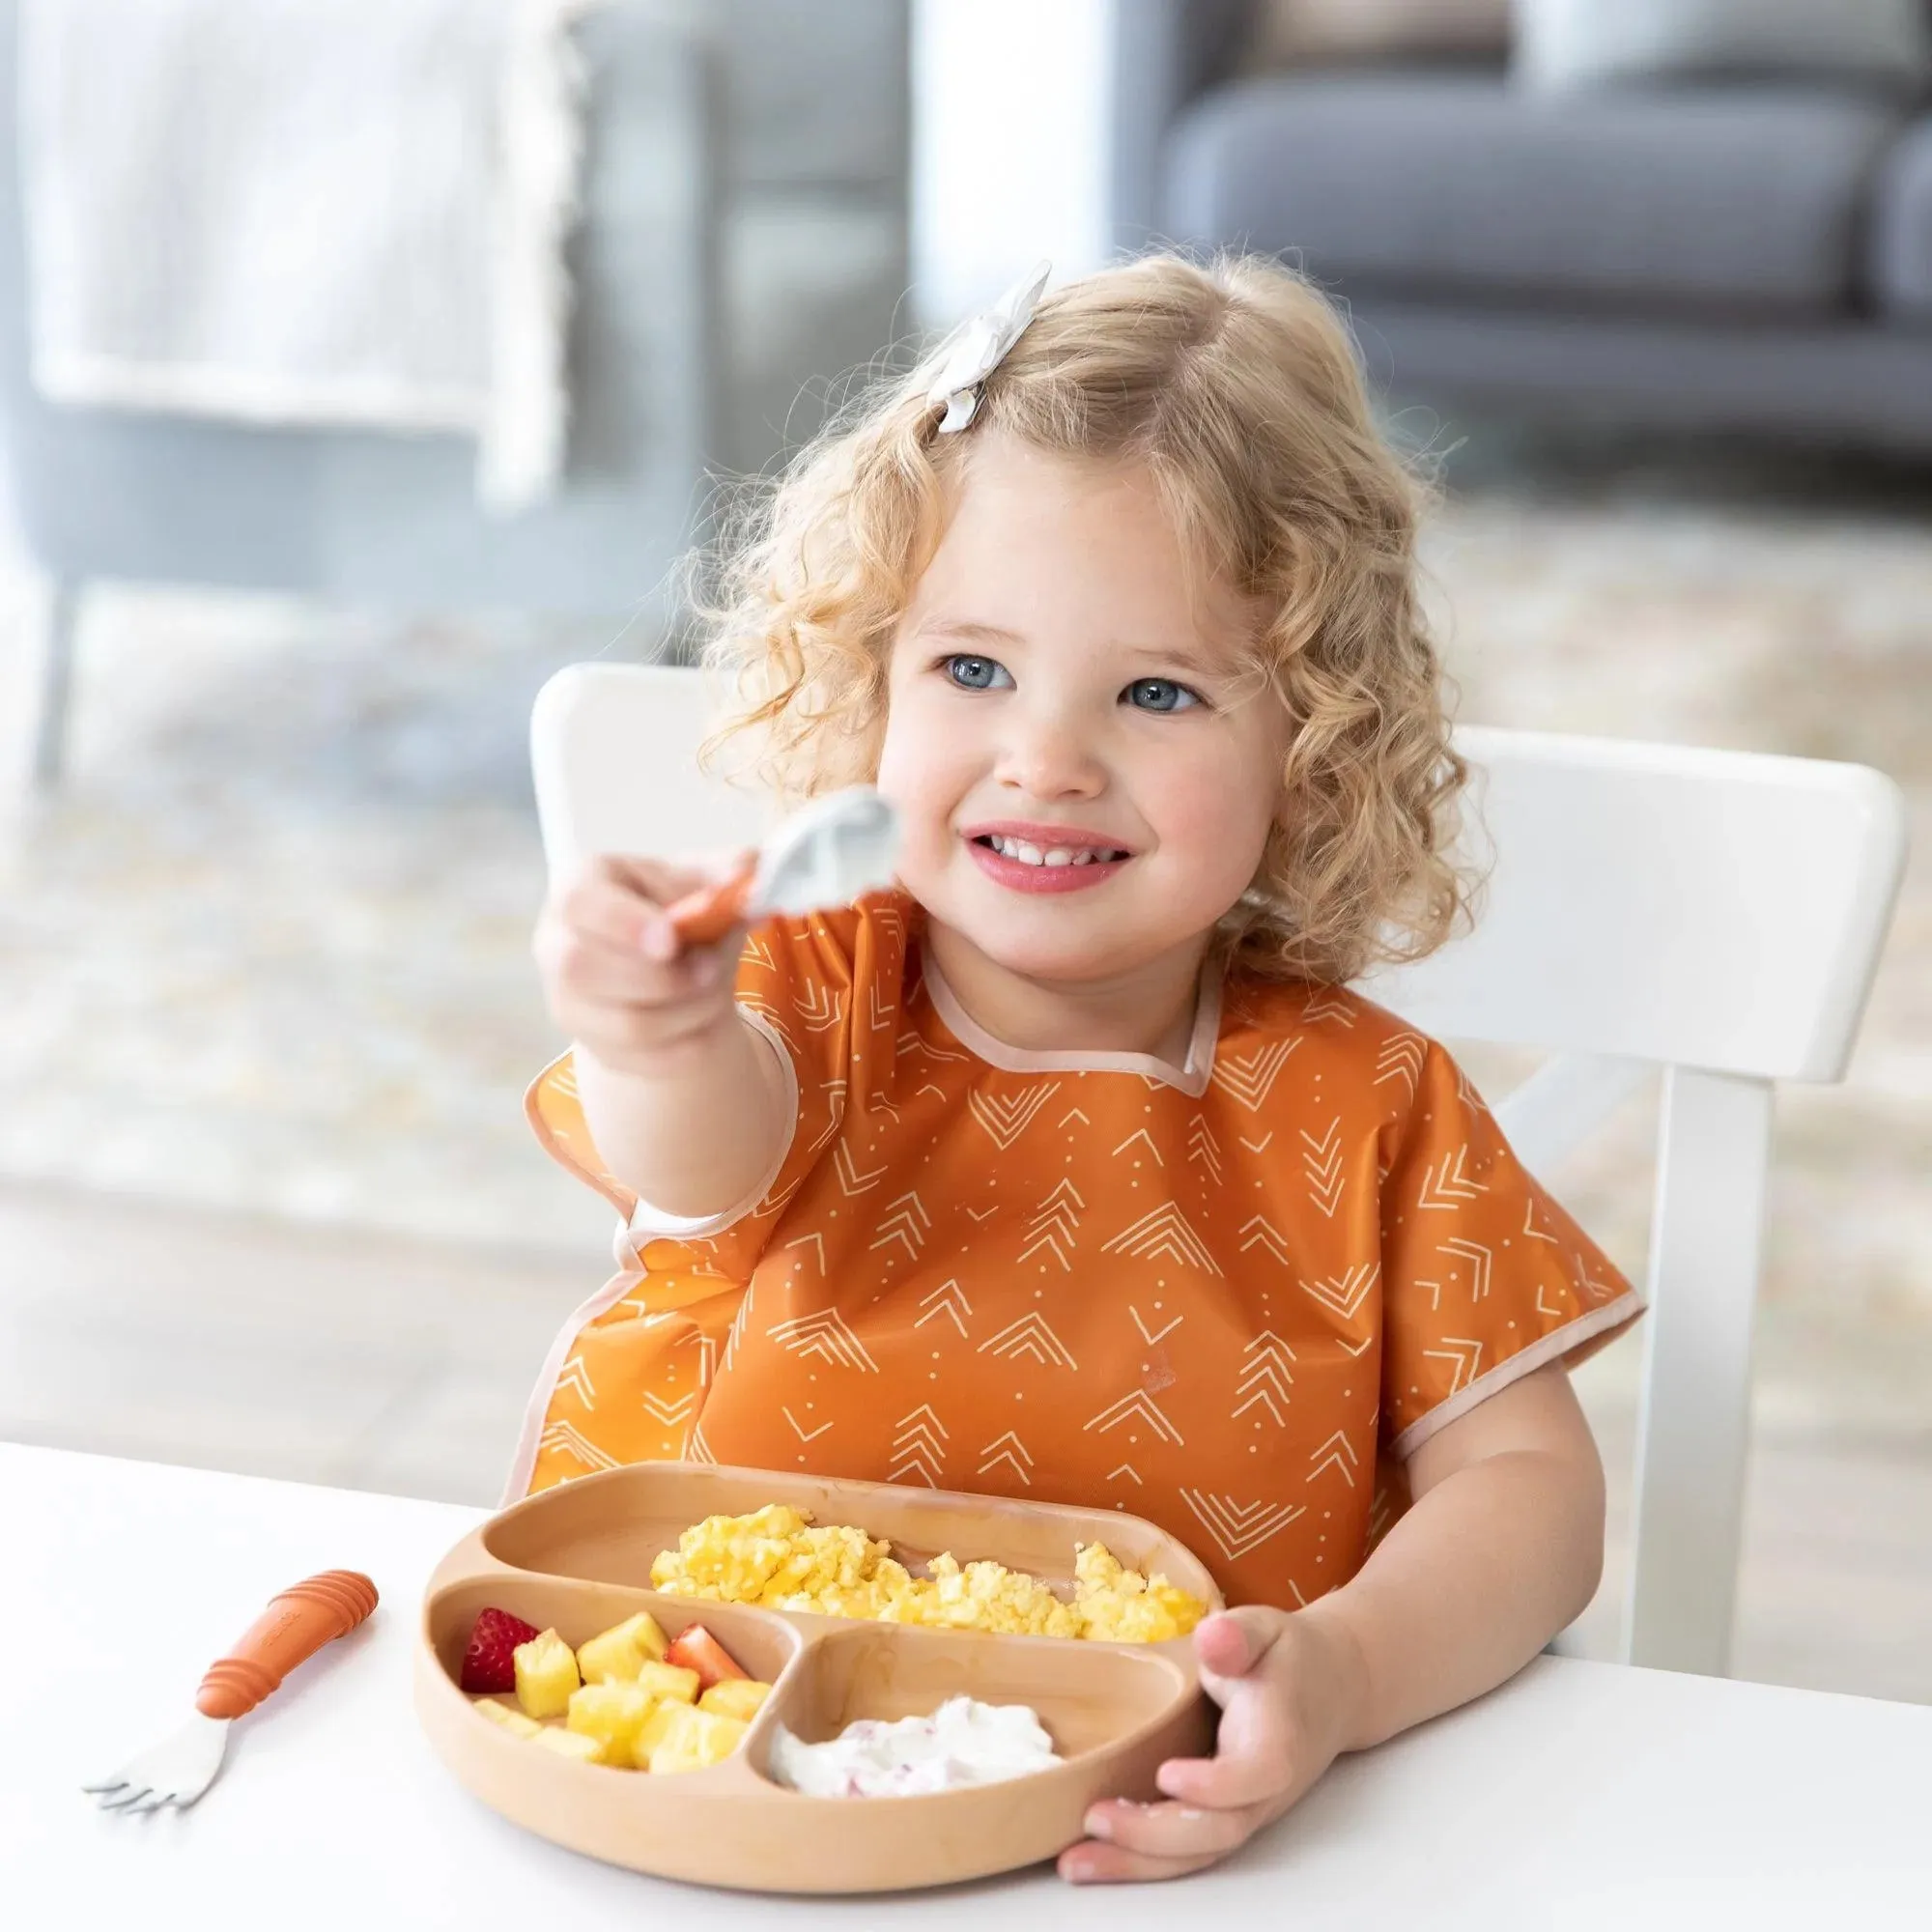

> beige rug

[{"left": 1, "top": 453, "right": 1927, "bottom": 1323}]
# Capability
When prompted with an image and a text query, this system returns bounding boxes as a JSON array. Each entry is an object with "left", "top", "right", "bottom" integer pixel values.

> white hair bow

[{"left": 925, "top": 261, "right": 1051, "bottom": 434}]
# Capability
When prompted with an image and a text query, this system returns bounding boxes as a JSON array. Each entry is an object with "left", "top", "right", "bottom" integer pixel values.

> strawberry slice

[
  {"left": 460, "top": 1606, "right": 542, "bottom": 1693},
  {"left": 665, "top": 1623, "right": 749, "bottom": 1691}
]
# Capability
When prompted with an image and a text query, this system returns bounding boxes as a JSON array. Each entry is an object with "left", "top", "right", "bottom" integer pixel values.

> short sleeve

[
  {"left": 525, "top": 895, "right": 908, "bottom": 1278},
  {"left": 1378, "top": 1040, "right": 1643, "bottom": 1459}
]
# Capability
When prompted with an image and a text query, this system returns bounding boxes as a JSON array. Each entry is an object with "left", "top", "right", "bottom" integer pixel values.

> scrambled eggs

[{"left": 649, "top": 1504, "right": 1208, "bottom": 1642}]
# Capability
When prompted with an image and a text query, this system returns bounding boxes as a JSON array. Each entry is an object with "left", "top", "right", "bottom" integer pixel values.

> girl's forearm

[
  {"left": 1296, "top": 1438, "right": 1605, "bottom": 1753},
  {"left": 575, "top": 1012, "right": 791, "bottom": 1218}
]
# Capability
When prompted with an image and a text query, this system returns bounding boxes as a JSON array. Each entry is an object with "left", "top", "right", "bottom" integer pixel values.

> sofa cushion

[
  {"left": 1872, "top": 118, "right": 1932, "bottom": 322},
  {"left": 1164, "top": 74, "right": 1905, "bottom": 317}
]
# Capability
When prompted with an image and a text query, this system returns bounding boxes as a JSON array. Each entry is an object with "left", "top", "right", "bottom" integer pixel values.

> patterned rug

[{"left": 1, "top": 439, "right": 1927, "bottom": 1325}]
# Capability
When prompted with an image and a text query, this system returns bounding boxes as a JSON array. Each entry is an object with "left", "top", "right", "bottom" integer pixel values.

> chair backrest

[{"left": 531, "top": 662, "right": 1908, "bottom": 1678}]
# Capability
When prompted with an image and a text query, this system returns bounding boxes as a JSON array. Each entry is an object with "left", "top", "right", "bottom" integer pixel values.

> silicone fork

[
  {"left": 665, "top": 784, "right": 901, "bottom": 946},
  {"left": 82, "top": 1569, "right": 378, "bottom": 1815}
]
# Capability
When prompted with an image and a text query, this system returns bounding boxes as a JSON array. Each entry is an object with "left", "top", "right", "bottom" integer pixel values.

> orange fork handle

[
  {"left": 665, "top": 853, "right": 757, "bottom": 948},
  {"left": 195, "top": 1570, "right": 379, "bottom": 1720}
]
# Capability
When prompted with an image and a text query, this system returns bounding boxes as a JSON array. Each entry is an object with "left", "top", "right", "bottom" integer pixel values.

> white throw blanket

[{"left": 18, "top": 0, "right": 601, "bottom": 514}]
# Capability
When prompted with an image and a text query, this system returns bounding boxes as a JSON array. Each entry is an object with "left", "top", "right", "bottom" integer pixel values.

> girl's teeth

[{"left": 984, "top": 836, "right": 1125, "bottom": 866}]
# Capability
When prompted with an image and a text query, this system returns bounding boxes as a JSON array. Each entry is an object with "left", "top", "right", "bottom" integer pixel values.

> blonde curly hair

[{"left": 696, "top": 251, "right": 1471, "bottom": 985}]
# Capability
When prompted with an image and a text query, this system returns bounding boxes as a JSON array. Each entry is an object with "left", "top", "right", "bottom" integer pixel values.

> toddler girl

[{"left": 525, "top": 253, "right": 1640, "bottom": 1882}]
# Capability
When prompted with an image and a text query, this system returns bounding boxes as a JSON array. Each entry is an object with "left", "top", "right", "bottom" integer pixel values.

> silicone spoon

[{"left": 665, "top": 785, "right": 901, "bottom": 946}]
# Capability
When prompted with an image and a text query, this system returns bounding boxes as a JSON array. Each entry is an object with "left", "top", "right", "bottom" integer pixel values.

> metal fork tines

[{"left": 83, "top": 1710, "right": 230, "bottom": 1815}]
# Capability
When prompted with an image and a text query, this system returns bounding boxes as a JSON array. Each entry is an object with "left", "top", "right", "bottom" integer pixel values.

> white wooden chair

[{"left": 532, "top": 663, "right": 1908, "bottom": 1678}]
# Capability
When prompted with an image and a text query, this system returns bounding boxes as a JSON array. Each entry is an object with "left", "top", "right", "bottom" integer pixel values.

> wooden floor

[{"left": 7, "top": 1178, "right": 1928, "bottom": 1705}]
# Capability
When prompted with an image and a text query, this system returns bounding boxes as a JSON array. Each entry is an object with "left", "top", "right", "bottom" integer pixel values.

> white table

[{"left": 6, "top": 1444, "right": 1930, "bottom": 1930}]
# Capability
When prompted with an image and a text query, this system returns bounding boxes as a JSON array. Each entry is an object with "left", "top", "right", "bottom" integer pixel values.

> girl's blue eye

[
  {"left": 944, "top": 654, "right": 1012, "bottom": 691},
  {"left": 1124, "top": 677, "right": 1201, "bottom": 713}
]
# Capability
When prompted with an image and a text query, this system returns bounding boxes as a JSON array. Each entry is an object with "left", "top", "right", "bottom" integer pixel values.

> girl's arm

[
  {"left": 535, "top": 855, "right": 793, "bottom": 1218},
  {"left": 1298, "top": 1359, "right": 1606, "bottom": 1747},
  {"left": 1066, "top": 1360, "right": 1605, "bottom": 1884}
]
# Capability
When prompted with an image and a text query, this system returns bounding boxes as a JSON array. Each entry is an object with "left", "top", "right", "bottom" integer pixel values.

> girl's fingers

[{"left": 1078, "top": 1797, "right": 1264, "bottom": 1865}]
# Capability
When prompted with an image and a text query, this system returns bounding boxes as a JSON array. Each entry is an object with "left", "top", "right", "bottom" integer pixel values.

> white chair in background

[{"left": 531, "top": 664, "right": 1908, "bottom": 1679}]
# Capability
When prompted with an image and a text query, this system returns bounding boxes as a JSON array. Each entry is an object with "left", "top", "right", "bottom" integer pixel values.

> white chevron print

[
  {"left": 685, "top": 1419, "right": 718, "bottom": 1464},
  {"left": 743, "top": 934, "right": 777, "bottom": 971},
  {"left": 834, "top": 1140, "right": 888, "bottom": 1195},
  {"left": 1210, "top": 1037, "right": 1299, "bottom": 1112},
  {"left": 1300, "top": 1262, "right": 1378, "bottom": 1321},
  {"left": 869, "top": 981, "right": 895, "bottom": 1032},
  {"left": 1523, "top": 1200, "right": 1560, "bottom": 1243},
  {"left": 1571, "top": 1249, "right": 1620, "bottom": 1303},
  {"left": 979, "top": 1312, "right": 1078, "bottom": 1370},
  {"left": 1424, "top": 1335, "right": 1485, "bottom": 1394},
  {"left": 783, "top": 1406, "right": 834, "bottom": 1443},
  {"left": 796, "top": 981, "right": 843, "bottom": 1033},
  {"left": 870, "top": 1189, "right": 931, "bottom": 1260},
  {"left": 1417, "top": 1146, "right": 1489, "bottom": 1210},
  {"left": 1300, "top": 1118, "right": 1345, "bottom": 1217},
  {"left": 1060, "top": 1107, "right": 1092, "bottom": 1127},
  {"left": 977, "top": 1430, "right": 1034, "bottom": 1486},
  {"left": 1187, "top": 1115, "right": 1223, "bottom": 1184},
  {"left": 1306, "top": 1428, "right": 1361, "bottom": 1486},
  {"left": 785, "top": 1232, "right": 827, "bottom": 1275},
  {"left": 1130, "top": 1304, "right": 1182, "bottom": 1346},
  {"left": 965, "top": 1205, "right": 999, "bottom": 1223},
  {"left": 810, "top": 1080, "right": 848, "bottom": 1151},
  {"left": 1084, "top": 1389, "right": 1184, "bottom": 1445},
  {"left": 537, "top": 1420, "right": 618, "bottom": 1474},
  {"left": 1300, "top": 988, "right": 1355, "bottom": 1027},
  {"left": 1375, "top": 1033, "right": 1427, "bottom": 1095},
  {"left": 1179, "top": 1491, "right": 1306, "bottom": 1562},
  {"left": 915, "top": 1278, "right": 973, "bottom": 1337},
  {"left": 766, "top": 1310, "right": 880, "bottom": 1373},
  {"left": 721, "top": 1281, "right": 755, "bottom": 1375},
  {"left": 1438, "top": 1236, "right": 1492, "bottom": 1302},
  {"left": 1113, "top": 1127, "right": 1164, "bottom": 1165},
  {"left": 554, "top": 1356, "right": 595, "bottom": 1410},
  {"left": 897, "top": 1028, "right": 969, "bottom": 1063},
  {"left": 1234, "top": 1331, "right": 1296, "bottom": 1424},
  {"left": 1017, "top": 1179, "right": 1085, "bottom": 1269},
  {"left": 1237, "top": 1214, "right": 1291, "bottom": 1264},
  {"left": 1106, "top": 1463, "right": 1144, "bottom": 1485},
  {"left": 1537, "top": 1281, "right": 1566, "bottom": 1319},
  {"left": 1101, "top": 1202, "right": 1222, "bottom": 1275},
  {"left": 640, "top": 1390, "right": 697, "bottom": 1427},
  {"left": 550, "top": 1060, "right": 579, "bottom": 1098},
  {"left": 968, "top": 1081, "right": 1062, "bottom": 1151},
  {"left": 889, "top": 1404, "right": 949, "bottom": 1486},
  {"left": 1238, "top": 1131, "right": 1274, "bottom": 1154}
]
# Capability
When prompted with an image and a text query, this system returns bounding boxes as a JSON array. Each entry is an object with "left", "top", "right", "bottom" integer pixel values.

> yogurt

[{"left": 768, "top": 1696, "right": 1060, "bottom": 1798}]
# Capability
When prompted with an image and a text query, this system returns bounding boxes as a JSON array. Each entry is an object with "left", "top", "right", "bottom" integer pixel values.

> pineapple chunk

[
  {"left": 513, "top": 1628, "right": 581, "bottom": 1720},
  {"left": 567, "top": 1681, "right": 658, "bottom": 1768},
  {"left": 645, "top": 1703, "right": 748, "bottom": 1776},
  {"left": 472, "top": 1697, "right": 543, "bottom": 1739},
  {"left": 530, "top": 1725, "right": 605, "bottom": 1764},
  {"left": 697, "top": 1679, "right": 772, "bottom": 1724},
  {"left": 633, "top": 1699, "right": 686, "bottom": 1768},
  {"left": 576, "top": 1610, "right": 669, "bottom": 1685},
  {"left": 633, "top": 1660, "right": 701, "bottom": 1706}
]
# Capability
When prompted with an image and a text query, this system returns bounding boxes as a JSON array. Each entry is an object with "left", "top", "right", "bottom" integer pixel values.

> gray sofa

[
  {"left": 1111, "top": 0, "right": 1932, "bottom": 453},
  {"left": 0, "top": 1, "right": 909, "bottom": 784}
]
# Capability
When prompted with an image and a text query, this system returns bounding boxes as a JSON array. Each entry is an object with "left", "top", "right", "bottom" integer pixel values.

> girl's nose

[{"left": 995, "top": 709, "right": 1106, "bottom": 799}]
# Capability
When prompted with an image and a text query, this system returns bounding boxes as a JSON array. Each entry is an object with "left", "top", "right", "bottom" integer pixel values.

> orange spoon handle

[
  {"left": 195, "top": 1570, "right": 379, "bottom": 1720},
  {"left": 665, "top": 854, "right": 757, "bottom": 947}
]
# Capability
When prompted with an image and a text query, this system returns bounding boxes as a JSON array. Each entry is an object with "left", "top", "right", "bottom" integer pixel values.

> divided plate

[{"left": 416, "top": 1462, "right": 1222, "bottom": 1892}]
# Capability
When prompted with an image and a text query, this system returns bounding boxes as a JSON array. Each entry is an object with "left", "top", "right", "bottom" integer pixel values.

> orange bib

[{"left": 513, "top": 890, "right": 1638, "bottom": 1608}]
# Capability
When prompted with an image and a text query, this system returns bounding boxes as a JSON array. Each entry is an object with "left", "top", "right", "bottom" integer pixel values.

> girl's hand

[
  {"left": 1061, "top": 1605, "right": 1366, "bottom": 1884},
  {"left": 533, "top": 854, "right": 751, "bottom": 1078}
]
